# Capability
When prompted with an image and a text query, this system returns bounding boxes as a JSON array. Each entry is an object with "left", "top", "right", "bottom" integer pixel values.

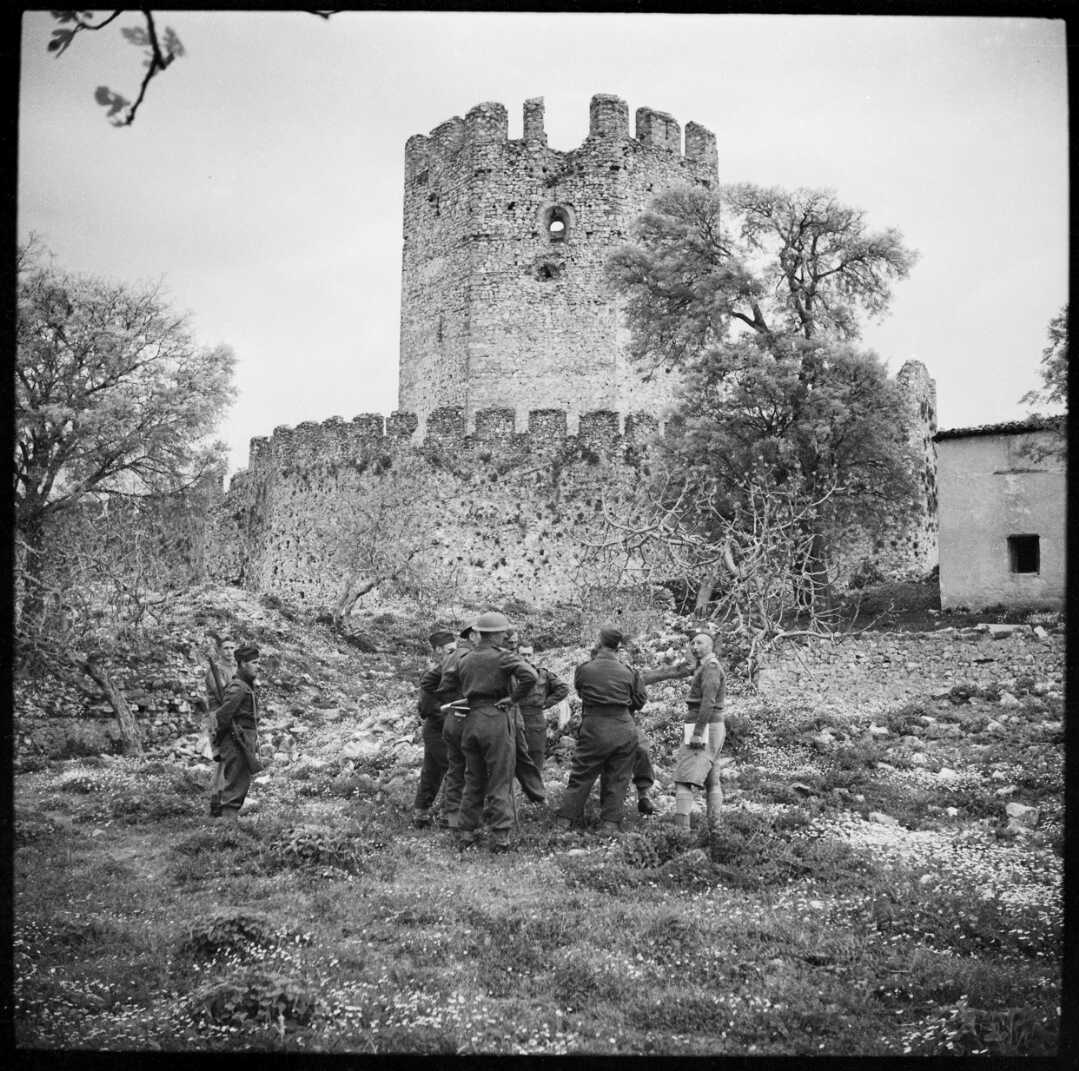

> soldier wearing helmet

[{"left": 439, "top": 611, "right": 538, "bottom": 853}]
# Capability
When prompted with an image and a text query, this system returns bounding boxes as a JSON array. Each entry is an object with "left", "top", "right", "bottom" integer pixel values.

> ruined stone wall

[
  {"left": 220, "top": 363, "right": 939, "bottom": 611},
  {"left": 399, "top": 95, "right": 717, "bottom": 433},
  {"left": 220, "top": 407, "right": 660, "bottom": 610},
  {"left": 837, "top": 360, "right": 939, "bottom": 583}
]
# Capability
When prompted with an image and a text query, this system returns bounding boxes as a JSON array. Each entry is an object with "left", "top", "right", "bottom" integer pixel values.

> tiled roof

[{"left": 933, "top": 415, "right": 1066, "bottom": 442}]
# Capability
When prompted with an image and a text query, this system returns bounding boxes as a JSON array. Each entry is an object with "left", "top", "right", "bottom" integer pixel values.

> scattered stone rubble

[{"left": 13, "top": 592, "right": 1064, "bottom": 851}]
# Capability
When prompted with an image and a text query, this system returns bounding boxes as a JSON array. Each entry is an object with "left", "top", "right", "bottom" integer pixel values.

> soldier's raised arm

[{"left": 501, "top": 649, "right": 538, "bottom": 703}]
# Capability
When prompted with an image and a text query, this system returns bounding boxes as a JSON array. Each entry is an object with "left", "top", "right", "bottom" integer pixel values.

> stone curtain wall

[
  {"left": 399, "top": 95, "right": 718, "bottom": 434},
  {"left": 220, "top": 407, "right": 658, "bottom": 610},
  {"left": 219, "top": 364, "right": 938, "bottom": 611}
]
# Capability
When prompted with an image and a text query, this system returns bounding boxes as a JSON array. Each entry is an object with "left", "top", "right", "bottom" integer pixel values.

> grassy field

[{"left": 12, "top": 601, "right": 1064, "bottom": 1055}]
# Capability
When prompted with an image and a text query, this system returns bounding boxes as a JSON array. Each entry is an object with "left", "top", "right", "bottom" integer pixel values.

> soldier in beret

[
  {"left": 209, "top": 643, "right": 262, "bottom": 823},
  {"left": 412, "top": 628, "right": 458, "bottom": 827}
]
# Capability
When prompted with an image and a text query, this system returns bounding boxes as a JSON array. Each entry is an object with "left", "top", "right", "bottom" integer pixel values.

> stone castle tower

[
  {"left": 210, "top": 93, "right": 938, "bottom": 609},
  {"left": 399, "top": 94, "right": 718, "bottom": 432}
]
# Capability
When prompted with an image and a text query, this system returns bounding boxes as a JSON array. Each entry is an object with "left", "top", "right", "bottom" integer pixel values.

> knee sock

[
  {"left": 675, "top": 784, "right": 694, "bottom": 828},
  {"left": 706, "top": 783, "right": 724, "bottom": 821}
]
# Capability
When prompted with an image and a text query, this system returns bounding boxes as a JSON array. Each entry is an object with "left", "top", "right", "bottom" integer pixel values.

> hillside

[{"left": 13, "top": 584, "right": 1064, "bottom": 1054}]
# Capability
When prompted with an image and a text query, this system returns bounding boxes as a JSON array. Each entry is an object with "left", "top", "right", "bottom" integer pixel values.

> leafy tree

[
  {"left": 1018, "top": 304, "right": 1067, "bottom": 464},
  {"left": 15, "top": 239, "right": 236, "bottom": 748},
  {"left": 1022, "top": 304, "right": 1068, "bottom": 413},
  {"left": 16, "top": 238, "right": 235, "bottom": 540},
  {"left": 605, "top": 184, "right": 919, "bottom": 613}
]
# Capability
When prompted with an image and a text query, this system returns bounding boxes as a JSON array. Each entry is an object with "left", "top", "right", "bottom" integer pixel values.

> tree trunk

[
  {"left": 807, "top": 530, "right": 834, "bottom": 614},
  {"left": 332, "top": 574, "right": 379, "bottom": 630},
  {"left": 15, "top": 516, "right": 47, "bottom": 641},
  {"left": 83, "top": 654, "right": 144, "bottom": 759}
]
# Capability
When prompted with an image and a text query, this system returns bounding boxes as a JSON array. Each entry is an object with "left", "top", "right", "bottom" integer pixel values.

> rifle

[
  {"left": 204, "top": 657, "right": 227, "bottom": 756},
  {"left": 206, "top": 656, "right": 226, "bottom": 706}
]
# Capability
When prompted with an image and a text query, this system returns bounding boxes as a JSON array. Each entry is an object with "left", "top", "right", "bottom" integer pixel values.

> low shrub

[
  {"left": 266, "top": 824, "right": 366, "bottom": 874},
  {"left": 885, "top": 704, "right": 930, "bottom": 735},
  {"left": 723, "top": 711, "right": 753, "bottom": 752},
  {"left": 900, "top": 999, "right": 1058, "bottom": 1056},
  {"left": 868, "top": 878, "right": 1060, "bottom": 959},
  {"left": 628, "top": 991, "right": 730, "bottom": 1035},
  {"left": 179, "top": 914, "right": 278, "bottom": 960},
  {"left": 107, "top": 789, "right": 197, "bottom": 823},
  {"left": 548, "top": 950, "right": 633, "bottom": 1010},
  {"left": 618, "top": 825, "right": 695, "bottom": 869},
  {"left": 195, "top": 972, "right": 318, "bottom": 1028},
  {"left": 831, "top": 741, "right": 886, "bottom": 771},
  {"left": 559, "top": 856, "right": 644, "bottom": 894},
  {"left": 641, "top": 911, "right": 705, "bottom": 964}
]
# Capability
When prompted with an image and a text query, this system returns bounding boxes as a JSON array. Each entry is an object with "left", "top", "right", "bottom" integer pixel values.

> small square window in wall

[{"left": 1007, "top": 534, "right": 1040, "bottom": 574}]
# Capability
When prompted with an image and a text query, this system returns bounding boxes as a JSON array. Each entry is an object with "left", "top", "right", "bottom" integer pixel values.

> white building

[{"left": 934, "top": 418, "right": 1065, "bottom": 611}]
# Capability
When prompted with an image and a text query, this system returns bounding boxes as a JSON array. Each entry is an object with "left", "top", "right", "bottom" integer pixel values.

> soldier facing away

[
  {"left": 555, "top": 627, "right": 647, "bottom": 835},
  {"left": 439, "top": 611, "right": 537, "bottom": 853}
]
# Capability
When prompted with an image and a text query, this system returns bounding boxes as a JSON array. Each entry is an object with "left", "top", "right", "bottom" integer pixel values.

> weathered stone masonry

[
  {"left": 400, "top": 94, "right": 717, "bottom": 432},
  {"left": 221, "top": 361, "right": 937, "bottom": 611},
  {"left": 222, "top": 407, "right": 659, "bottom": 608},
  {"left": 216, "top": 94, "right": 939, "bottom": 610}
]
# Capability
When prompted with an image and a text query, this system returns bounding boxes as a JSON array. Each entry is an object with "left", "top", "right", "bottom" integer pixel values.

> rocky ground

[
  {"left": 15, "top": 581, "right": 1065, "bottom": 854},
  {"left": 12, "top": 582, "right": 1065, "bottom": 1054}
]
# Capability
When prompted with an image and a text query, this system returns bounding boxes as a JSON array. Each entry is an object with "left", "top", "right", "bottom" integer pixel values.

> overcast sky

[{"left": 18, "top": 11, "right": 1068, "bottom": 474}]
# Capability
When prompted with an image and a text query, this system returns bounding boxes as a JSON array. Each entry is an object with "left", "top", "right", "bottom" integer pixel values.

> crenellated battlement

[
  {"left": 212, "top": 94, "right": 938, "bottom": 613},
  {"left": 403, "top": 93, "right": 717, "bottom": 183},
  {"left": 237, "top": 406, "right": 667, "bottom": 487}
]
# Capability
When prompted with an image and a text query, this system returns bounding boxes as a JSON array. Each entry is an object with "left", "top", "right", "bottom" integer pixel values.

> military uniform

[
  {"left": 516, "top": 661, "right": 570, "bottom": 773},
  {"left": 413, "top": 650, "right": 452, "bottom": 823},
  {"left": 441, "top": 639, "right": 537, "bottom": 847},
  {"left": 210, "top": 676, "right": 259, "bottom": 816},
  {"left": 557, "top": 647, "right": 647, "bottom": 829},
  {"left": 424, "top": 645, "right": 470, "bottom": 827}
]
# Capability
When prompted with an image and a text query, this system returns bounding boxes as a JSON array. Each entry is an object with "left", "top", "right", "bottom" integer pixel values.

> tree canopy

[
  {"left": 607, "top": 184, "right": 917, "bottom": 380},
  {"left": 15, "top": 238, "right": 236, "bottom": 536},
  {"left": 604, "top": 183, "right": 920, "bottom": 623},
  {"left": 1022, "top": 304, "right": 1068, "bottom": 414}
]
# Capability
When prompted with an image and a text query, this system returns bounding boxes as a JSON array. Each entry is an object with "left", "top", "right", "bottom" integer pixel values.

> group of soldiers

[
  {"left": 203, "top": 614, "right": 730, "bottom": 847},
  {"left": 411, "top": 611, "right": 729, "bottom": 851}
]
